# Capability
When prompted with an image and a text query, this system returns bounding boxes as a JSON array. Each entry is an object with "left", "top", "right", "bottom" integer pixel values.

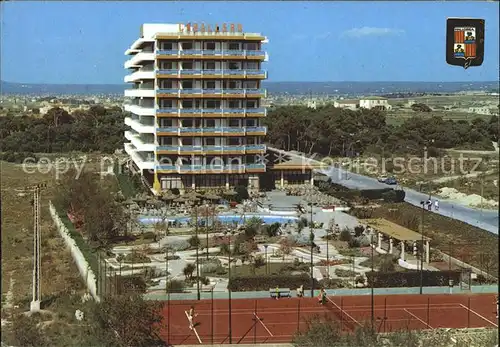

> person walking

[{"left": 434, "top": 200, "right": 439, "bottom": 211}]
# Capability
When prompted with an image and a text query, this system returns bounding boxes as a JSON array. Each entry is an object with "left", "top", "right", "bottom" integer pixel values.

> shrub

[
  {"left": 334, "top": 269, "right": 357, "bottom": 278},
  {"left": 142, "top": 231, "right": 156, "bottom": 240},
  {"left": 123, "top": 252, "right": 151, "bottom": 264},
  {"left": 169, "top": 239, "right": 190, "bottom": 251},
  {"left": 188, "top": 235, "right": 201, "bottom": 248},
  {"left": 229, "top": 274, "right": 319, "bottom": 291},
  {"left": 318, "top": 278, "right": 347, "bottom": 289},
  {"left": 116, "top": 275, "right": 147, "bottom": 294},
  {"left": 347, "top": 238, "right": 360, "bottom": 248},
  {"left": 166, "top": 279, "right": 185, "bottom": 293},
  {"left": 379, "top": 256, "right": 396, "bottom": 273},
  {"left": 366, "top": 270, "right": 461, "bottom": 288},
  {"left": 201, "top": 259, "right": 222, "bottom": 274},
  {"left": 339, "top": 229, "right": 352, "bottom": 242},
  {"left": 354, "top": 225, "right": 365, "bottom": 237}
]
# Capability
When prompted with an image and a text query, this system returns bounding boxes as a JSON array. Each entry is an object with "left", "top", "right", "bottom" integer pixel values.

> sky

[{"left": 1, "top": 1, "right": 499, "bottom": 84}]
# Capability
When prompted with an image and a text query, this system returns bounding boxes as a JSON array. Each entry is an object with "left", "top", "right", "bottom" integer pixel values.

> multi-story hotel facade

[{"left": 124, "top": 23, "right": 269, "bottom": 193}]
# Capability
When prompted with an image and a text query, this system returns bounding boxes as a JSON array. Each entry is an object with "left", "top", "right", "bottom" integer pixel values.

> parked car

[
  {"left": 377, "top": 175, "right": 388, "bottom": 183},
  {"left": 385, "top": 176, "right": 398, "bottom": 185}
]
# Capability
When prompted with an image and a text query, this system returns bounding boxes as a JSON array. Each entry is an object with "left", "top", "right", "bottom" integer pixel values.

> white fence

[{"left": 49, "top": 202, "right": 100, "bottom": 302}]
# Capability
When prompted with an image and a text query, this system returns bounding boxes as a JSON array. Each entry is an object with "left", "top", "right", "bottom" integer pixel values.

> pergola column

[
  {"left": 225, "top": 174, "right": 229, "bottom": 189},
  {"left": 389, "top": 238, "right": 394, "bottom": 254},
  {"left": 191, "top": 176, "right": 195, "bottom": 189},
  {"left": 280, "top": 170, "right": 284, "bottom": 188},
  {"left": 377, "top": 232, "right": 382, "bottom": 249},
  {"left": 425, "top": 240, "right": 430, "bottom": 263},
  {"left": 400, "top": 241, "right": 405, "bottom": 261}
]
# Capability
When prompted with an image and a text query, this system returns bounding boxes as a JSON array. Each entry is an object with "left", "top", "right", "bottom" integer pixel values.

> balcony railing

[
  {"left": 155, "top": 126, "right": 266, "bottom": 135},
  {"left": 246, "top": 163, "right": 266, "bottom": 170},
  {"left": 156, "top": 69, "right": 267, "bottom": 78},
  {"left": 156, "top": 145, "right": 265, "bottom": 153},
  {"left": 156, "top": 89, "right": 266, "bottom": 97},
  {"left": 156, "top": 49, "right": 265, "bottom": 58},
  {"left": 154, "top": 163, "right": 264, "bottom": 173},
  {"left": 156, "top": 108, "right": 266, "bottom": 117}
]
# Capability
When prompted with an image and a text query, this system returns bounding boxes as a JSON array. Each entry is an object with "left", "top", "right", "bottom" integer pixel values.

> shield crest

[{"left": 446, "top": 18, "right": 485, "bottom": 69}]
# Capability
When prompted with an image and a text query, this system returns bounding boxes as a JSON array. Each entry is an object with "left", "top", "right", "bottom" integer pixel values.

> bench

[{"left": 269, "top": 288, "right": 291, "bottom": 298}]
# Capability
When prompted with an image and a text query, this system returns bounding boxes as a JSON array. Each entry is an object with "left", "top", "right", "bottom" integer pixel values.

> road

[
  {"left": 323, "top": 166, "right": 499, "bottom": 234},
  {"left": 269, "top": 148, "right": 498, "bottom": 235}
]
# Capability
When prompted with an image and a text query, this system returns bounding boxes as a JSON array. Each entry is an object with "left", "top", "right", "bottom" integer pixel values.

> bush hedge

[
  {"left": 228, "top": 274, "right": 320, "bottom": 291},
  {"left": 365, "top": 270, "right": 461, "bottom": 288}
]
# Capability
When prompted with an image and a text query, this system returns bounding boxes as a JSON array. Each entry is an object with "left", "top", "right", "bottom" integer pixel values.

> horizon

[{"left": 2, "top": 2, "right": 499, "bottom": 84}]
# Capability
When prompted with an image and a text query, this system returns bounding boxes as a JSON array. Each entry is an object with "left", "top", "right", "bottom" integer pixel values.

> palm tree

[{"left": 183, "top": 263, "right": 195, "bottom": 280}]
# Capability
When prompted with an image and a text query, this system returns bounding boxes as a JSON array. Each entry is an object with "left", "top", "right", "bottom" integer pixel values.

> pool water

[{"left": 138, "top": 214, "right": 299, "bottom": 225}]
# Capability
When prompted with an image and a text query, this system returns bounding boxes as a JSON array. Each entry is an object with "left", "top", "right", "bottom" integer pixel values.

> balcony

[
  {"left": 245, "top": 163, "right": 266, "bottom": 172},
  {"left": 124, "top": 52, "right": 156, "bottom": 69},
  {"left": 124, "top": 117, "right": 155, "bottom": 134},
  {"left": 176, "top": 164, "right": 246, "bottom": 174},
  {"left": 124, "top": 88, "right": 155, "bottom": 98},
  {"left": 156, "top": 89, "right": 267, "bottom": 98},
  {"left": 155, "top": 145, "right": 263, "bottom": 155},
  {"left": 124, "top": 69, "right": 155, "bottom": 83},
  {"left": 156, "top": 49, "right": 266, "bottom": 60},
  {"left": 156, "top": 69, "right": 267, "bottom": 79},
  {"left": 156, "top": 108, "right": 266, "bottom": 118},
  {"left": 155, "top": 126, "right": 266, "bottom": 136},
  {"left": 123, "top": 104, "right": 155, "bottom": 116},
  {"left": 124, "top": 143, "right": 155, "bottom": 170}
]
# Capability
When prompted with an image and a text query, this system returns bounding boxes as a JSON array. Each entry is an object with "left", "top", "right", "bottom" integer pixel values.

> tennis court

[{"left": 160, "top": 293, "right": 498, "bottom": 345}]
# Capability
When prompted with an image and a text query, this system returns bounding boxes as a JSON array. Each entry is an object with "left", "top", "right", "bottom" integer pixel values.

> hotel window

[
  {"left": 228, "top": 138, "right": 241, "bottom": 146},
  {"left": 244, "top": 81, "right": 257, "bottom": 89},
  {"left": 245, "top": 61, "right": 258, "bottom": 70},
  {"left": 160, "top": 100, "right": 173, "bottom": 108},
  {"left": 160, "top": 119, "right": 173, "bottom": 127},
  {"left": 205, "top": 61, "right": 216, "bottom": 70},
  {"left": 228, "top": 119, "right": 240, "bottom": 127},
  {"left": 182, "top": 100, "right": 194, "bottom": 108},
  {"left": 182, "top": 61, "right": 194, "bottom": 70},
  {"left": 205, "top": 138, "right": 216, "bottom": 145},
  {"left": 228, "top": 42, "right": 240, "bottom": 50},
  {"left": 246, "top": 137, "right": 256, "bottom": 145},
  {"left": 245, "top": 100, "right": 257, "bottom": 108},
  {"left": 162, "top": 42, "right": 174, "bottom": 50},
  {"left": 181, "top": 119, "right": 193, "bottom": 127},
  {"left": 245, "top": 119, "right": 256, "bottom": 126},
  {"left": 160, "top": 80, "right": 173, "bottom": 89},
  {"left": 205, "top": 120, "right": 216, "bottom": 128},
  {"left": 206, "top": 100, "right": 221, "bottom": 109},
  {"left": 161, "top": 61, "right": 174, "bottom": 70},
  {"left": 228, "top": 81, "right": 239, "bottom": 89},
  {"left": 183, "top": 138, "right": 193, "bottom": 146},
  {"left": 228, "top": 62, "right": 240, "bottom": 70},
  {"left": 205, "top": 42, "right": 216, "bottom": 50},
  {"left": 182, "top": 80, "right": 193, "bottom": 89},
  {"left": 181, "top": 42, "right": 193, "bottom": 50},
  {"left": 205, "top": 81, "right": 216, "bottom": 89},
  {"left": 159, "top": 137, "right": 173, "bottom": 145},
  {"left": 228, "top": 100, "right": 240, "bottom": 108},
  {"left": 245, "top": 42, "right": 258, "bottom": 51}
]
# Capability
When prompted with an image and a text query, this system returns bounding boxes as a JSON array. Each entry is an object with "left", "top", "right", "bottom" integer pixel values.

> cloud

[{"left": 341, "top": 27, "right": 405, "bottom": 38}]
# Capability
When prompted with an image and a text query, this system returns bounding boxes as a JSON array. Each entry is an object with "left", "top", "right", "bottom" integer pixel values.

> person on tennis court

[
  {"left": 296, "top": 285, "right": 304, "bottom": 298},
  {"left": 496, "top": 295, "right": 499, "bottom": 319},
  {"left": 188, "top": 306, "right": 198, "bottom": 330},
  {"left": 318, "top": 288, "right": 327, "bottom": 305}
]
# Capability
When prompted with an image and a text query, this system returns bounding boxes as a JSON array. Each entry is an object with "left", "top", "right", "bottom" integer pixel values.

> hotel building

[{"left": 124, "top": 23, "right": 269, "bottom": 193}]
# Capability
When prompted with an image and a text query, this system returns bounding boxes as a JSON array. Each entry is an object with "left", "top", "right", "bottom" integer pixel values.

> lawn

[{"left": 0, "top": 160, "right": 84, "bottom": 307}]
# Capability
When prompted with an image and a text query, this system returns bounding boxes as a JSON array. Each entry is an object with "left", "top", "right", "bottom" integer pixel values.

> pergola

[{"left": 362, "top": 218, "right": 432, "bottom": 264}]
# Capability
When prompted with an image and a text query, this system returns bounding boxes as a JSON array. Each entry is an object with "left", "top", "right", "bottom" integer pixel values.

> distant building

[
  {"left": 333, "top": 100, "right": 358, "bottom": 111},
  {"left": 468, "top": 107, "right": 493, "bottom": 115},
  {"left": 359, "top": 96, "right": 392, "bottom": 111},
  {"left": 306, "top": 100, "right": 317, "bottom": 109}
]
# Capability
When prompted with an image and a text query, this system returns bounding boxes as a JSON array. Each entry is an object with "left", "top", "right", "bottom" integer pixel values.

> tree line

[
  {"left": 0, "top": 105, "right": 497, "bottom": 161},
  {"left": 263, "top": 105, "right": 498, "bottom": 156},
  {"left": 0, "top": 105, "right": 126, "bottom": 158}
]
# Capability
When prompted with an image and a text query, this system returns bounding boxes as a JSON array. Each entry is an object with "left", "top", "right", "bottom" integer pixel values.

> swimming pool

[{"left": 138, "top": 214, "right": 299, "bottom": 225}]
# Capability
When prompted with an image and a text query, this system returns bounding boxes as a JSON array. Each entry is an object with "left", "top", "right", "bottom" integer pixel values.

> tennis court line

[
  {"left": 403, "top": 309, "right": 433, "bottom": 329},
  {"left": 253, "top": 312, "right": 274, "bottom": 336},
  {"left": 459, "top": 304, "right": 498, "bottom": 327},
  {"left": 326, "top": 296, "right": 362, "bottom": 326},
  {"left": 184, "top": 311, "right": 203, "bottom": 344}
]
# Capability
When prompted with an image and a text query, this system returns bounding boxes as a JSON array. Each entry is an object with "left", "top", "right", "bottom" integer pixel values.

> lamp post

[
  {"left": 370, "top": 231, "right": 374, "bottom": 334},
  {"left": 264, "top": 244, "right": 269, "bottom": 274},
  {"left": 205, "top": 203, "right": 210, "bottom": 260},
  {"left": 326, "top": 220, "right": 332, "bottom": 279},
  {"left": 309, "top": 203, "right": 315, "bottom": 297},
  {"left": 419, "top": 200, "right": 425, "bottom": 295},
  {"left": 194, "top": 204, "right": 201, "bottom": 301},
  {"left": 226, "top": 229, "right": 234, "bottom": 344}
]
